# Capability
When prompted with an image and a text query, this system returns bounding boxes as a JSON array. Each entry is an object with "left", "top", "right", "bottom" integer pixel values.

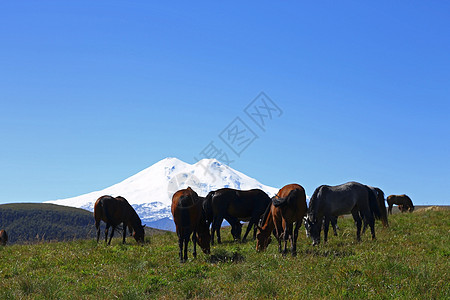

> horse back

[
  {"left": 94, "top": 195, "right": 126, "bottom": 226},
  {"left": 273, "top": 184, "right": 307, "bottom": 223}
]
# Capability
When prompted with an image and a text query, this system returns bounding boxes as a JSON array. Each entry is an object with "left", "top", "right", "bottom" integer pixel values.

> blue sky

[{"left": 0, "top": 1, "right": 449, "bottom": 205}]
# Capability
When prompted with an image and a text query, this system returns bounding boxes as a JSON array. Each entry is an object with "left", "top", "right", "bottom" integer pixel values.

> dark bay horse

[
  {"left": 94, "top": 195, "right": 145, "bottom": 245},
  {"left": 172, "top": 187, "right": 211, "bottom": 262},
  {"left": 387, "top": 194, "right": 414, "bottom": 214},
  {"left": 0, "top": 230, "right": 7, "bottom": 246},
  {"left": 256, "top": 184, "right": 307, "bottom": 256},
  {"left": 305, "top": 181, "right": 382, "bottom": 245},
  {"left": 200, "top": 196, "right": 242, "bottom": 242},
  {"left": 204, "top": 188, "right": 271, "bottom": 244}
]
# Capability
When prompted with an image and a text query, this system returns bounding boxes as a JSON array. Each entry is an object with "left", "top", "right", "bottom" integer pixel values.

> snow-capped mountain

[{"left": 45, "top": 158, "right": 278, "bottom": 231}]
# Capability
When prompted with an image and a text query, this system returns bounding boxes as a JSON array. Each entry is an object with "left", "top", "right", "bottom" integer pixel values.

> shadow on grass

[
  {"left": 304, "top": 248, "right": 354, "bottom": 258},
  {"left": 207, "top": 249, "right": 245, "bottom": 263}
]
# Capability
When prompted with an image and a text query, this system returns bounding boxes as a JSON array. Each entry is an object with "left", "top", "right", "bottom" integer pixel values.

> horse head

[
  {"left": 133, "top": 224, "right": 146, "bottom": 244},
  {"left": 255, "top": 225, "right": 271, "bottom": 251},
  {"left": 304, "top": 215, "right": 321, "bottom": 246},
  {"left": 231, "top": 222, "right": 242, "bottom": 241},
  {"left": 197, "top": 222, "right": 211, "bottom": 254}
]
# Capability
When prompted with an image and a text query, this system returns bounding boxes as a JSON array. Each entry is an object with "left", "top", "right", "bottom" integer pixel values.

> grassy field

[{"left": 0, "top": 207, "right": 448, "bottom": 299}]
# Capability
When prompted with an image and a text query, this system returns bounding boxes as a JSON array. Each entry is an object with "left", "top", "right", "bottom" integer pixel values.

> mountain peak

[{"left": 46, "top": 157, "right": 278, "bottom": 230}]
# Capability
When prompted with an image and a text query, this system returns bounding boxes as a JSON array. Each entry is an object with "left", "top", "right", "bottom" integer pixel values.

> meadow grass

[{"left": 0, "top": 209, "right": 448, "bottom": 299}]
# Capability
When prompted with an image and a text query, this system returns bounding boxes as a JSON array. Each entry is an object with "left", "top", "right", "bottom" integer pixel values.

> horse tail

[
  {"left": 177, "top": 195, "right": 193, "bottom": 239},
  {"left": 272, "top": 188, "right": 300, "bottom": 207},
  {"left": 375, "top": 188, "right": 389, "bottom": 227},
  {"left": 367, "top": 186, "right": 382, "bottom": 221}
]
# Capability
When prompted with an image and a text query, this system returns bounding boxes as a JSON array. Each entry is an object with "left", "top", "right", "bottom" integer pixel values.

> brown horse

[
  {"left": 0, "top": 230, "right": 8, "bottom": 246},
  {"left": 256, "top": 184, "right": 307, "bottom": 256},
  {"left": 172, "top": 187, "right": 211, "bottom": 262},
  {"left": 204, "top": 188, "right": 271, "bottom": 244},
  {"left": 94, "top": 195, "right": 145, "bottom": 245},
  {"left": 387, "top": 194, "right": 414, "bottom": 214}
]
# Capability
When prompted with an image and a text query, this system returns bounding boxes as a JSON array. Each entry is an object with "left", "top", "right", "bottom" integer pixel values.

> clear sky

[{"left": 1, "top": 1, "right": 449, "bottom": 205}]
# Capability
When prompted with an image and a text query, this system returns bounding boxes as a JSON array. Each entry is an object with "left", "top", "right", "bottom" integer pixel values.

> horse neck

[{"left": 260, "top": 207, "right": 275, "bottom": 237}]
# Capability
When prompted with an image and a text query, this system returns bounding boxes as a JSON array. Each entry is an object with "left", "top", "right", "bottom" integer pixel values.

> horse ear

[{"left": 142, "top": 224, "right": 146, "bottom": 228}]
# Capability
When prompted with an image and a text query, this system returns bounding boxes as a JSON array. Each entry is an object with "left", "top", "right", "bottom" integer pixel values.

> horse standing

[
  {"left": 172, "top": 187, "right": 211, "bottom": 262},
  {"left": 305, "top": 181, "right": 382, "bottom": 245},
  {"left": 94, "top": 195, "right": 145, "bottom": 245},
  {"left": 387, "top": 194, "right": 414, "bottom": 214},
  {"left": 204, "top": 188, "right": 271, "bottom": 244},
  {"left": 256, "top": 184, "right": 307, "bottom": 256},
  {"left": 0, "top": 230, "right": 8, "bottom": 246}
]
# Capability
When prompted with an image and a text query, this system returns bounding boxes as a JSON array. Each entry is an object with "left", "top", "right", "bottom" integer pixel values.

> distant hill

[
  {"left": 0, "top": 203, "right": 96, "bottom": 244},
  {"left": 0, "top": 203, "right": 166, "bottom": 244}
]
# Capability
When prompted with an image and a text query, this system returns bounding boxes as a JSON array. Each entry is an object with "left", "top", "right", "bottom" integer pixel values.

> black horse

[
  {"left": 204, "top": 188, "right": 271, "bottom": 244},
  {"left": 305, "top": 182, "right": 382, "bottom": 245}
]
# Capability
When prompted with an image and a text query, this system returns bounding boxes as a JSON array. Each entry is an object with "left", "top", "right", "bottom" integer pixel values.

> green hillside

[
  {"left": 0, "top": 203, "right": 97, "bottom": 244},
  {"left": 0, "top": 207, "right": 448, "bottom": 299}
]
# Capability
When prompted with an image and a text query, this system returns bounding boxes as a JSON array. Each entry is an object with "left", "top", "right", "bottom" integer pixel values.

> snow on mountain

[{"left": 45, "top": 158, "right": 278, "bottom": 230}]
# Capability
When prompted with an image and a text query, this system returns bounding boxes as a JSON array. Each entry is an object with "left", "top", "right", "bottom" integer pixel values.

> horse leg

[
  {"left": 242, "top": 218, "right": 257, "bottom": 242},
  {"left": 351, "top": 210, "right": 362, "bottom": 242},
  {"left": 178, "top": 236, "right": 184, "bottom": 262},
  {"left": 388, "top": 204, "right": 393, "bottom": 215},
  {"left": 292, "top": 221, "right": 300, "bottom": 256},
  {"left": 323, "top": 217, "right": 330, "bottom": 243},
  {"left": 104, "top": 224, "right": 110, "bottom": 244},
  {"left": 192, "top": 231, "right": 197, "bottom": 258},
  {"left": 367, "top": 214, "right": 376, "bottom": 240},
  {"left": 122, "top": 223, "right": 127, "bottom": 244},
  {"left": 95, "top": 221, "right": 101, "bottom": 243},
  {"left": 183, "top": 237, "right": 189, "bottom": 262},
  {"left": 283, "top": 224, "right": 291, "bottom": 256},
  {"left": 331, "top": 217, "right": 338, "bottom": 236},
  {"left": 108, "top": 226, "right": 115, "bottom": 245},
  {"left": 253, "top": 225, "right": 257, "bottom": 240}
]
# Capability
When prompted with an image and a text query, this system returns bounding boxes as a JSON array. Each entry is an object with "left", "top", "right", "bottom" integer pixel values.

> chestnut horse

[
  {"left": 0, "top": 230, "right": 8, "bottom": 246},
  {"left": 172, "top": 187, "right": 211, "bottom": 262},
  {"left": 94, "top": 195, "right": 145, "bottom": 245},
  {"left": 387, "top": 194, "right": 414, "bottom": 214},
  {"left": 204, "top": 188, "right": 271, "bottom": 244},
  {"left": 256, "top": 184, "right": 307, "bottom": 256}
]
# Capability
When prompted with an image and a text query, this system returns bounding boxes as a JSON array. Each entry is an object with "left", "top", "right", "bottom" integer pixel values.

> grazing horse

[
  {"left": 387, "top": 194, "right": 414, "bottom": 214},
  {"left": 305, "top": 182, "right": 382, "bottom": 245},
  {"left": 172, "top": 187, "right": 211, "bottom": 262},
  {"left": 204, "top": 188, "right": 271, "bottom": 244},
  {"left": 0, "top": 230, "right": 8, "bottom": 246},
  {"left": 256, "top": 184, "right": 307, "bottom": 256},
  {"left": 94, "top": 195, "right": 145, "bottom": 245}
]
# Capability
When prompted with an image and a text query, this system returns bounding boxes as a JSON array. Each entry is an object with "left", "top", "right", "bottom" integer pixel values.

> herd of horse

[
  {"left": 92, "top": 181, "right": 414, "bottom": 262},
  {"left": 1, "top": 183, "right": 414, "bottom": 263}
]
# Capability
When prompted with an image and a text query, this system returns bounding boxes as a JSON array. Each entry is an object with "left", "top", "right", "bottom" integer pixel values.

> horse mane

[
  {"left": 259, "top": 201, "right": 272, "bottom": 227},
  {"left": 308, "top": 185, "right": 324, "bottom": 215}
]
